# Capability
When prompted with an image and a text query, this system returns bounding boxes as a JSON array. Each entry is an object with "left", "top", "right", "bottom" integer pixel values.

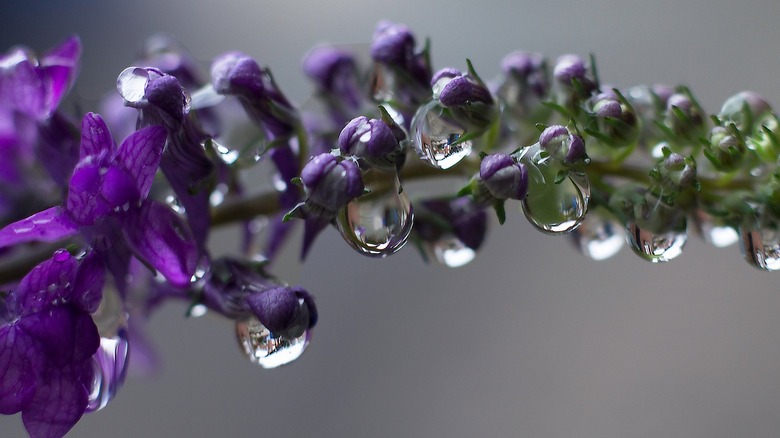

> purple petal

[
  {"left": 122, "top": 201, "right": 198, "bottom": 287},
  {"left": 18, "top": 307, "right": 99, "bottom": 365},
  {"left": 13, "top": 249, "right": 78, "bottom": 316},
  {"left": 37, "top": 112, "right": 80, "bottom": 188},
  {"left": 0, "top": 58, "right": 47, "bottom": 119},
  {"left": 116, "top": 125, "right": 166, "bottom": 198},
  {"left": 263, "top": 215, "right": 295, "bottom": 263},
  {"left": 21, "top": 362, "right": 92, "bottom": 438},
  {"left": 39, "top": 36, "right": 81, "bottom": 111},
  {"left": 0, "top": 324, "right": 43, "bottom": 414},
  {"left": 246, "top": 286, "right": 298, "bottom": 334},
  {"left": 73, "top": 251, "right": 106, "bottom": 313},
  {"left": 100, "top": 166, "right": 140, "bottom": 208},
  {"left": 66, "top": 162, "right": 113, "bottom": 225},
  {"left": 79, "top": 112, "right": 115, "bottom": 159},
  {"left": 0, "top": 207, "right": 78, "bottom": 249}
]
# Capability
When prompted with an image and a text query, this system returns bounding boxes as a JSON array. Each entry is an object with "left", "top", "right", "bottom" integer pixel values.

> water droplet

[
  {"left": 410, "top": 100, "right": 472, "bottom": 169},
  {"left": 209, "top": 183, "right": 229, "bottom": 207},
  {"left": 117, "top": 67, "right": 149, "bottom": 104},
  {"left": 693, "top": 209, "right": 738, "bottom": 248},
  {"left": 520, "top": 145, "right": 590, "bottom": 234},
  {"left": 235, "top": 315, "right": 310, "bottom": 369},
  {"left": 211, "top": 139, "right": 240, "bottom": 165},
  {"left": 369, "top": 63, "right": 396, "bottom": 102},
  {"left": 740, "top": 225, "right": 780, "bottom": 271},
  {"left": 87, "top": 287, "right": 129, "bottom": 412},
  {"left": 626, "top": 217, "right": 687, "bottom": 263},
  {"left": 571, "top": 211, "right": 624, "bottom": 260},
  {"left": 427, "top": 236, "right": 476, "bottom": 267},
  {"left": 165, "top": 194, "right": 185, "bottom": 214},
  {"left": 336, "top": 170, "right": 413, "bottom": 257}
]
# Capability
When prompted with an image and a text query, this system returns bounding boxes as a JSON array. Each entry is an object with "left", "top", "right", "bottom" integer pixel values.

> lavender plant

[{"left": 1, "top": 19, "right": 779, "bottom": 437}]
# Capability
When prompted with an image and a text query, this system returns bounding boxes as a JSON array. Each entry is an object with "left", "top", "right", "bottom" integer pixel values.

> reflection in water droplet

[
  {"left": 117, "top": 67, "right": 149, "bottom": 104},
  {"left": 520, "top": 145, "right": 590, "bottom": 234},
  {"left": 87, "top": 287, "right": 129, "bottom": 412},
  {"left": 209, "top": 183, "right": 229, "bottom": 207},
  {"left": 571, "top": 211, "right": 624, "bottom": 260},
  {"left": 235, "top": 316, "right": 310, "bottom": 369},
  {"left": 740, "top": 226, "right": 780, "bottom": 271},
  {"left": 427, "top": 236, "right": 476, "bottom": 268},
  {"left": 693, "top": 210, "right": 738, "bottom": 248},
  {"left": 411, "top": 101, "right": 472, "bottom": 170},
  {"left": 337, "top": 170, "right": 413, "bottom": 257},
  {"left": 626, "top": 219, "right": 687, "bottom": 263}
]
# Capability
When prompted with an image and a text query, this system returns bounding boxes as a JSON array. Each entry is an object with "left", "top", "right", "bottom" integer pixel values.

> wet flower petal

[
  {"left": 122, "top": 201, "right": 198, "bottom": 287},
  {"left": 0, "top": 207, "right": 78, "bottom": 249},
  {"left": 115, "top": 125, "right": 166, "bottom": 199},
  {"left": 79, "top": 112, "right": 114, "bottom": 160},
  {"left": 0, "top": 324, "right": 43, "bottom": 414},
  {"left": 12, "top": 249, "right": 78, "bottom": 316},
  {"left": 21, "top": 362, "right": 92, "bottom": 438}
]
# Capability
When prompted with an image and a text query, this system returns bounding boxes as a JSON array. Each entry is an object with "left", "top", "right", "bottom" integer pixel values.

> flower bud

[
  {"left": 438, "top": 72, "right": 493, "bottom": 107},
  {"left": 704, "top": 126, "right": 745, "bottom": 171},
  {"left": 719, "top": 91, "right": 772, "bottom": 134},
  {"left": 338, "top": 116, "right": 400, "bottom": 162},
  {"left": 210, "top": 52, "right": 264, "bottom": 98},
  {"left": 246, "top": 286, "right": 317, "bottom": 339},
  {"left": 553, "top": 54, "right": 587, "bottom": 84},
  {"left": 301, "top": 153, "right": 364, "bottom": 212},
  {"left": 501, "top": 51, "right": 548, "bottom": 98},
  {"left": 539, "top": 125, "right": 587, "bottom": 164},
  {"left": 431, "top": 68, "right": 461, "bottom": 99},
  {"left": 302, "top": 46, "right": 361, "bottom": 110},
  {"left": 659, "top": 152, "right": 696, "bottom": 189},
  {"left": 371, "top": 20, "right": 415, "bottom": 65},
  {"left": 479, "top": 153, "right": 528, "bottom": 200}
]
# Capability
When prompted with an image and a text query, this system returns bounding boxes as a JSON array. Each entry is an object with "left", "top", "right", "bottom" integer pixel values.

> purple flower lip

[
  {"left": 539, "top": 125, "right": 569, "bottom": 148},
  {"left": 210, "top": 52, "right": 264, "bottom": 98},
  {"left": 539, "top": 125, "right": 586, "bottom": 164},
  {"left": 431, "top": 68, "right": 462, "bottom": 87},
  {"left": 246, "top": 286, "right": 317, "bottom": 338},
  {"left": 594, "top": 98, "right": 622, "bottom": 118}
]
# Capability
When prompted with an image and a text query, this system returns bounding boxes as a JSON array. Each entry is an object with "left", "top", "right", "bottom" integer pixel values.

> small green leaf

[{"left": 493, "top": 200, "right": 506, "bottom": 225}]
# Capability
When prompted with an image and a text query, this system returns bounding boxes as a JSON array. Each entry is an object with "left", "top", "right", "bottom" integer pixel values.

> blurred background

[{"left": 3, "top": 1, "right": 780, "bottom": 437}]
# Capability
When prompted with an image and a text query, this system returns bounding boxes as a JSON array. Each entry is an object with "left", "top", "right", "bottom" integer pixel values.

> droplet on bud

[
  {"left": 411, "top": 100, "right": 472, "bottom": 169},
  {"left": 571, "top": 210, "right": 624, "bottom": 260},
  {"left": 740, "top": 225, "right": 780, "bottom": 271},
  {"left": 520, "top": 145, "right": 590, "bottom": 234},
  {"left": 626, "top": 216, "right": 687, "bottom": 263},
  {"left": 87, "top": 287, "right": 130, "bottom": 412},
  {"left": 235, "top": 315, "right": 310, "bottom": 369},
  {"left": 117, "top": 67, "right": 149, "bottom": 104},
  {"left": 336, "top": 170, "right": 413, "bottom": 257}
]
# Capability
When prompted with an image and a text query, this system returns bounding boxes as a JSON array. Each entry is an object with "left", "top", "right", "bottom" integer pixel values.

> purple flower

[
  {"left": 0, "top": 113, "right": 198, "bottom": 288},
  {"left": 303, "top": 46, "right": 362, "bottom": 113},
  {"left": 339, "top": 116, "right": 399, "bottom": 161},
  {"left": 501, "top": 51, "right": 549, "bottom": 98},
  {"left": 437, "top": 71, "right": 493, "bottom": 107},
  {"left": 539, "top": 125, "right": 587, "bottom": 164},
  {"left": 414, "top": 197, "right": 488, "bottom": 251},
  {"left": 118, "top": 66, "right": 214, "bottom": 248},
  {"left": 479, "top": 153, "right": 529, "bottom": 200},
  {"left": 301, "top": 153, "right": 364, "bottom": 212},
  {"left": 369, "top": 20, "right": 432, "bottom": 108},
  {"left": 246, "top": 286, "right": 317, "bottom": 339},
  {"left": 0, "top": 249, "right": 103, "bottom": 438}
]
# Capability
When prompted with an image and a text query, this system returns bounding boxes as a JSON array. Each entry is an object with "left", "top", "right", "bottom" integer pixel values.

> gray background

[{"left": 3, "top": 0, "right": 780, "bottom": 437}]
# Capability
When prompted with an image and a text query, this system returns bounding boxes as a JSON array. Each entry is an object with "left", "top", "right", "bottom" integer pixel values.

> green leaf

[{"left": 493, "top": 200, "right": 507, "bottom": 225}]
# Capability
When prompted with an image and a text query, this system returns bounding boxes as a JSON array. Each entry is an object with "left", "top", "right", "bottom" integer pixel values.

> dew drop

[
  {"left": 625, "top": 217, "right": 687, "bottom": 263},
  {"left": 571, "top": 210, "right": 624, "bottom": 260},
  {"left": 520, "top": 145, "right": 590, "bottom": 234},
  {"left": 116, "top": 67, "right": 149, "bottom": 104},
  {"left": 740, "top": 225, "right": 780, "bottom": 271},
  {"left": 410, "top": 100, "right": 472, "bottom": 170},
  {"left": 427, "top": 236, "right": 476, "bottom": 267},
  {"left": 235, "top": 315, "right": 310, "bottom": 369},
  {"left": 87, "top": 287, "right": 129, "bottom": 412},
  {"left": 336, "top": 170, "right": 413, "bottom": 257}
]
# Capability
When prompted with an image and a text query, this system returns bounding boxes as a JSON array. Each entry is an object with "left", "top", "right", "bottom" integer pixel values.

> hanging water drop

[
  {"left": 336, "top": 169, "right": 413, "bottom": 257},
  {"left": 426, "top": 236, "right": 476, "bottom": 268},
  {"left": 693, "top": 209, "right": 738, "bottom": 248},
  {"left": 740, "top": 225, "right": 780, "bottom": 271},
  {"left": 520, "top": 145, "right": 590, "bottom": 234},
  {"left": 116, "top": 67, "right": 149, "bottom": 104},
  {"left": 571, "top": 210, "right": 624, "bottom": 260},
  {"left": 410, "top": 100, "right": 473, "bottom": 169},
  {"left": 87, "top": 287, "right": 130, "bottom": 412},
  {"left": 626, "top": 218, "right": 687, "bottom": 263},
  {"left": 235, "top": 315, "right": 311, "bottom": 369}
]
